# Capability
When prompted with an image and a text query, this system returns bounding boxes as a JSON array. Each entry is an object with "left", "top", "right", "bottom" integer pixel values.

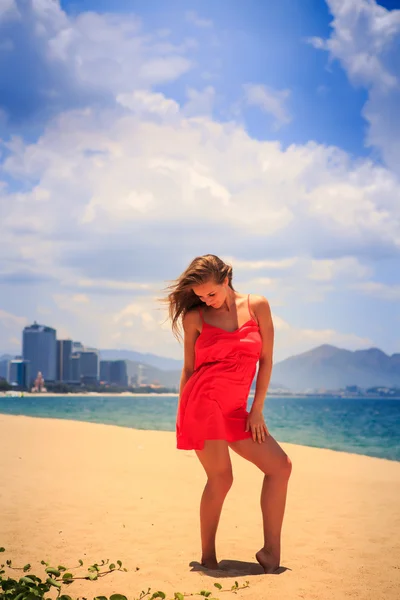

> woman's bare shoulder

[
  {"left": 249, "top": 294, "right": 270, "bottom": 308},
  {"left": 182, "top": 308, "right": 202, "bottom": 332}
]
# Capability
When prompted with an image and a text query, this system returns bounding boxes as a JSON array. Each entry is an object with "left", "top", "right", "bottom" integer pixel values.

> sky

[{"left": 0, "top": 0, "right": 400, "bottom": 363}]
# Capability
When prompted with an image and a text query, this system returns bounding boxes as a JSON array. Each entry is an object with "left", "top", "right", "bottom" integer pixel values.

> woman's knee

[
  {"left": 280, "top": 454, "right": 292, "bottom": 479},
  {"left": 208, "top": 468, "right": 234, "bottom": 493}
]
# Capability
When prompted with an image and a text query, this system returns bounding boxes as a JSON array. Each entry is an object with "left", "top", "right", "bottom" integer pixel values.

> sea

[{"left": 1, "top": 394, "right": 399, "bottom": 461}]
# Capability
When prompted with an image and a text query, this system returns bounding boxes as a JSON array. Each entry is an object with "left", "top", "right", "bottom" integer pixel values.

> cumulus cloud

[
  {"left": 243, "top": 83, "right": 291, "bottom": 129},
  {"left": 1, "top": 91, "right": 399, "bottom": 297},
  {"left": 185, "top": 10, "right": 213, "bottom": 29},
  {"left": 0, "top": 0, "right": 192, "bottom": 124},
  {"left": 308, "top": 0, "right": 400, "bottom": 174}
]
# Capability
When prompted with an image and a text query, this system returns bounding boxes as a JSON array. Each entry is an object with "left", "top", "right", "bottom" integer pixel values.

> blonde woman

[{"left": 165, "top": 254, "right": 291, "bottom": 573}]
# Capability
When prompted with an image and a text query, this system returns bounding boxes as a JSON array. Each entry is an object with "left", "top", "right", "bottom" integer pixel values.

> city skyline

[
  {"left": 1, "top": 0, "right": 399, "bottom": 364},
  {"left": 1, "top": 319, "right": 131, "bottom": 389}
]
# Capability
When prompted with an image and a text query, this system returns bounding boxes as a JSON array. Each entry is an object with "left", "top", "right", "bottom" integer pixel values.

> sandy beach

[{"left": 1, "top": 414, "right": 399, "bottom": 600}]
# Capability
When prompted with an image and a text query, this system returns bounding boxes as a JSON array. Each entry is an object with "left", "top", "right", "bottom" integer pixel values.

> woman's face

[{"left": 192, "top": 277, "right": 229, "bottom": 309}]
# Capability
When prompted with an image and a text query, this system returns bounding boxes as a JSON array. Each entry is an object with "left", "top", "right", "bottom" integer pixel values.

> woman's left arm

[{"left": 246, "top": 296, "right": 274, "bottom": 443}]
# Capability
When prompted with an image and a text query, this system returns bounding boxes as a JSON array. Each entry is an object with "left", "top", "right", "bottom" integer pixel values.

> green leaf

[
  {"left": 117, "top": 560, "right": 122, "bottom": 568},
  {"left": 23, "top": 564, "right": 31, "bottom": 572},
  {"left": 109, "top": 563, "right": 116, "bottom": 570},
  {"left": 26, "top": 593, "right": 43, "bottom": 600},
  {"left": 88, "top": 572, "right": 98, "bottom": 581},
  {"left": 0, "top": 548, "right": 5, "bottom": 552},
  {"left": 110, "top": 595, "right": 128, "bottom": 600},
  {"left": 59, "top": 596, "right": 74, "bottom": 600},
  {"left": 214, "top": 583, "right": 222, "bottom": 590},
  {"left": 62, "top": 572, "right": 74, "bottom": 580},
  {"left": 45, "top": 567, "right": 60, "bottom": 577},
  {"left": 200, "top": 592, "right": 211, "bottom": 597},
  {"left": 174, "top": 593, "right": 184, "bottom": 600},
  {"left": 58, "top": 565, "right": 67, "bottom": 571},
  {"left": 94, "top": 596, "right": 109, "bottom": 600},
  {"left": 78, "top": 559, "right": 84, "bottom": 566},
  {"left": 150, "top": 593, "right": 166, "bottom": 600},
  {"left": 46, "top": 577, "right": 62, "bottom": 588},
  {"left": 19, "top": 576, "right": 35, "bottom": 586}
]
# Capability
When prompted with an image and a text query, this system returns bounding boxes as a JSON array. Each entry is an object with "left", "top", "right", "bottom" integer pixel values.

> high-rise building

[
  {"left": 69, "top": 354, "right": 81, "bottom": 383},
  {"left": 56, "top": 340, "right": 73, "bottom": 382},
  {"left": 100, "top": 360, "right": 112, "bottom": 383},
  {"left": 78, "top": 350, "right": 99, "bottom": 384},
  {"left": 22, "top": 322, "right": 57, "bottom": 383},
  {"left": 8, "top": 359, "right": 30, "bottom": 389},
  {"left": 0, "top": 358, "right": 10, "bottom": 381},
  {"left": 100, "top": 360, "right": 128, "bottom": 386},
  {"left": 110, "top": 360, "right": 128, "bottom": 386}
]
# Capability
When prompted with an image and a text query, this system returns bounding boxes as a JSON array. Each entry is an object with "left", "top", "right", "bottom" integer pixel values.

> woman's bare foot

[
  {"left": 201, "top": 556, "right": 219, "bottom": 570},
  {"left": 256, "top": 548, "right": 280, "bottom": 574}
]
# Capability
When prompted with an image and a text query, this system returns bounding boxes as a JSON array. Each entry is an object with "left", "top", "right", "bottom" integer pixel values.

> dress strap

[
  {"left": 247, "top": 294, "right": 254, "bottom": 322},
  {"left": 198, "top": 306, "right": 204, "bottom": 322}
]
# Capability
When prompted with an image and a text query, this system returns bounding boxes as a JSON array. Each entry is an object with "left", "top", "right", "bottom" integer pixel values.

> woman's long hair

[{"left": 162, "top": 254, "right": 235, "bottom": 341}]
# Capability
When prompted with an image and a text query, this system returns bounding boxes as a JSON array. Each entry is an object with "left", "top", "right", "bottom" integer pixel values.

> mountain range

[
  {"left": 1, "top": 345, "right": 399, "bottom": 391},
  {"left": 101, "top": 344, "right": 400, "bottom": 390}
]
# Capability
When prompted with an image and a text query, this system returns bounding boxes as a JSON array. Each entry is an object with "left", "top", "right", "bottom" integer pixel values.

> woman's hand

[{"left": 245, "top": 408, "right": 270, "bottom": 443}]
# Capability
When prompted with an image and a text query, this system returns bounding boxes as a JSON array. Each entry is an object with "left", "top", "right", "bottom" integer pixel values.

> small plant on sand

[{"left": 0, "top": 548, "right": 249, "bottom": 600}]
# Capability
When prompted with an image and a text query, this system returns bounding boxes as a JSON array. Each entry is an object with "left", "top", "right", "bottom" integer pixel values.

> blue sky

[{"left": 1, "top": 0, "right": 400, "bottom": 363}]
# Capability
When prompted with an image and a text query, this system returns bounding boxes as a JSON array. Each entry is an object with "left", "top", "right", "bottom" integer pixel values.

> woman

[{"left": 165, "top": 254, "right": 292, "bottom": 574}]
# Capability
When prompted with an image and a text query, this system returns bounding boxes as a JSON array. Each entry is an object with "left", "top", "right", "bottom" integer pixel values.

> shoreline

[
  {"left": 0, "top": 411, "right": 398, "bottom": 464},
  {"left": 1, "top": 391, "right": 399, "bottom": 399}
]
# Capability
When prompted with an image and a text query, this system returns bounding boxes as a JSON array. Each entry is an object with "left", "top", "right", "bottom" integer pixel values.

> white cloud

[
  {"left": 185, "top": 10, "right": 213, "bottom": 29},
  {"left": 0, "top": 0, "right": 20, "bottom": 23},
  {"left": 243, "top": 83, "right": 291, "bottom": 129},
  {"left": 308, "top": 257, "right": 372, "bottom": 281},
  {"left": 2, "top": 93, "right": 400, "bottom": 290},
  {"left": 226, "top": 257, "right": 299, "bottom": 271},
  {"left": 117, "top": 90, "right": 179, "bottom": 118},
  {"left": 0, "top": 0, "right": 193, "bottom": 126},
  {"left": 183, "top": 86, "right": 216, "bottom": 117},
  {"left": 350, "top": 281, "right": 400, "bottom": 301},
  {"left": 271, "top": 313, "right": 373, "bottom": 361},
  {"left": 308, "top": 0, "right": 400, "bottom": 174}
]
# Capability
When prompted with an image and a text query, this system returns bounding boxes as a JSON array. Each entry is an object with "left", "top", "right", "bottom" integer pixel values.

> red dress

[{"left": 176, "top": 294, "right": 262, "bottom": 450}]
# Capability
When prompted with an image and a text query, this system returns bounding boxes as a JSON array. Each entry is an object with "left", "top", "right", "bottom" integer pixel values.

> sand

[{"left": 0, "top": 414, "right": 399, "bottom": 600}]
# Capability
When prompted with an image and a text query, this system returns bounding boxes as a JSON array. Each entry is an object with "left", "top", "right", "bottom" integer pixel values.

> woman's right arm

[{"left": 177, "top": 310, "right": 200, "bottom": 409}]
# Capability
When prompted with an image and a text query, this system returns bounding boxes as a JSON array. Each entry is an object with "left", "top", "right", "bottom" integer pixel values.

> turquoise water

[{"left": 0, "top": 394, "right": 399, "bottom": 461}]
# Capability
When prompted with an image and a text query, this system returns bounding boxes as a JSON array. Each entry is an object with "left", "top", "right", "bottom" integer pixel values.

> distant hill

[
  {"left": 124, "top": 360, "right": 181, "bottom": 389},
  {"left": 272, "top": 344, "right": 400, "bottom": 391},
  {"left": 2, "top": 345, "right": 399, "bottom": 391},
  {"left": 100, "top": 349, "right": 182, "bottom": 371}
]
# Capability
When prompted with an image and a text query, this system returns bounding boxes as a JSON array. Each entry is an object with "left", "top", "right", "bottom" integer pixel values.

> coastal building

[
  {"left": 100, "top": 360, "right": 128, "bottom": 386},
  {"left": 56, "top": 339, "right": 73, "bottom": 382},
  {"left": 0, "top": 358, "right": 10, "bottom": 381},
  {"left": 8, "top": 359, "right": 30, "bottom": 389},
  {"left": 22, "top": 322, "right": 57, "bottom": 383},
  {"left": 69, "top": 354, "right": 81, "bottom": 384},
  {"left": 99, "top": 360, "right": 111, "bottom": 383},
  {"left": 75, "top": 350, "right": 99, "bottom": 385}
]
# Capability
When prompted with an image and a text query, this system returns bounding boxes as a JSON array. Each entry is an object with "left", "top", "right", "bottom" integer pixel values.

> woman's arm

[
  {"left": 177, "top": 310, "right": 200, "bottom": 416},
  {"left": 247, "top": 295, "right": 274, "bottom": 441},
  {"left": 252, "top": 296, "right": 274, "bottom": 411}
]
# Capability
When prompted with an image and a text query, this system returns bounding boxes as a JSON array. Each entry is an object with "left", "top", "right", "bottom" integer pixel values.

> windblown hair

[{"left": 163, "top": 254, "right": 234, "bottom": 341}]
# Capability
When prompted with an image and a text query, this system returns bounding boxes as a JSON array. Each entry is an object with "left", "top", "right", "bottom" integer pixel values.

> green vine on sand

[{"left": 0, "top": 548, "right": 249, "bottom": 600}]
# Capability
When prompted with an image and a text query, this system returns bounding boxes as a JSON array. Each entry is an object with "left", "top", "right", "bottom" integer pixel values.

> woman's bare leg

[
  {"left": 195, "top": 440, "right": 233, "bottom": 569},
  {"left": 229, "top": 436, "right": 292, "bottom": 573}
]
